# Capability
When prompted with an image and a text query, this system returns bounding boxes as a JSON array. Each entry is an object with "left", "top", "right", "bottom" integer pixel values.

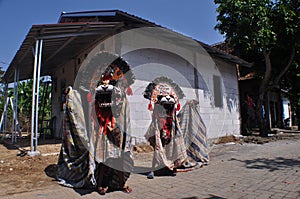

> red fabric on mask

[
  {"left": 95, "top": 103, "right": 115, "bottom": 135},
  {"left": 154, "top": 108, "right": 173, "bottom": 139}
]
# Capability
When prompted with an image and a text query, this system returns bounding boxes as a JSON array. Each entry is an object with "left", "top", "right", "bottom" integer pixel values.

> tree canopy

[{"left": 214, "top": 0, "right": 300, "bottom": 134}]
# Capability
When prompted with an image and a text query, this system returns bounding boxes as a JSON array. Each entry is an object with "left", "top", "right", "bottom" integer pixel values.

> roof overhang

[
  {"left": 202, "top": 42, "right": 253, "bottom": 68},
  {"left": 3, "top": 22, "right": 125, "bottom": 82},
  {"left": 3, "top": 10, "right": 251, "bottom": 83}
]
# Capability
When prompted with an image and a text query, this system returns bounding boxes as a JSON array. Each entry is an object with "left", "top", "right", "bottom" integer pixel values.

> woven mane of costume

[
  {"left": 77, "top": 52, "right": 135, "bottom": 96},
  {"left": 143, "top": 76, "right": 185, "bottom": 103},
  {"left": 96, "top": 55, "right": 135, "bottom": 86}
]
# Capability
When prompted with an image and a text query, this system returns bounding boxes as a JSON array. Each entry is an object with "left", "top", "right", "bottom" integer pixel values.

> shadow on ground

[
  {"left": 184, "top": 195, "right": 225, "bottom": 199},
  {"left": 0, "top": 137, "right": 61, "bottom": 151},
  {"left": 45, "top": 164, "right": 58, "bottom": 179},
  {"left": 229, "top": 157, "right": 300, "bottom": 172}
]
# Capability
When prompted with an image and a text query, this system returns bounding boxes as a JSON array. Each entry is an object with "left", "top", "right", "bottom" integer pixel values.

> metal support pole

[
  {"left": 11, "top": 71, "right": 16, "bottom": 143},
  {"left": 10, "top": 98, "right": 16, "bottom": 144},
  {"left": 30, "top": 40, "right": 39, "bottom": 154},
  {"left": 4, "top": 83, "right": 8, "bottom": 136},
  {"left": 16, "top": 70, "right": 21, "bottom": 138},
  {"left": 28, "top": 39, "right": 43, "bottom": 156},
  {"left": 2, "top": 83, "right": 9, "bottom": 140},
  {"left": 11, "top": 68, "right": 19, "bottom": 143},
  {"left": 35, "top": 39, "right": 43, "bottom": 149},
  {"left": 0, "top": 96, "right": 9, "bottom": 140}
]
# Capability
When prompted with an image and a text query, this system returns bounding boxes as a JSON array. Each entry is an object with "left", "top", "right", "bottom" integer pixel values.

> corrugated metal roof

[
  {"left": 3, "top": 22, "right": 127, "bottom": 82},
  {"left": 3, "top": 10, "right": 251, "bottom": 83},
  {"left": 58, "top": 10, "right": 160, "bottom": 27}
]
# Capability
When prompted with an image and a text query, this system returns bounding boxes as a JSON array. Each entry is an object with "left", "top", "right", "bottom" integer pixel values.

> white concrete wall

[
  {"left": 211, "top": 58, "right": 241, "bottom": 137},
  {"left": 122, "top": 49, "right": 241, "bottom": 140},
  {"left": 51, "top": 29, "right": 241, "bottom": 140},
  {"left": 123, "top": 48, "right": 196, "bottom": 140}
]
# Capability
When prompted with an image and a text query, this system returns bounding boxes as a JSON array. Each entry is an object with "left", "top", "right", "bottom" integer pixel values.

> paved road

[{"left": 1, "top": 138, "right": 300, "bottom": 199}]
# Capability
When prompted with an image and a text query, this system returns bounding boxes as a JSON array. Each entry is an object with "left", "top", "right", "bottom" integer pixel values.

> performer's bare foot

[
  {"left": 98, "top": 186, "right": 108, "bottom": 195},
  {"left": 123, "top": 186, "right": 132, "bottom": 193}
]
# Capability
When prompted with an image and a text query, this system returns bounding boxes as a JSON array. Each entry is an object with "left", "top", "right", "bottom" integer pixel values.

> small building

[
  {"left": 212, "top": 41, "right": 296, "bottom": 133},
  {"left": 2, "top": 10, "right": 250, "bottom": 146}
]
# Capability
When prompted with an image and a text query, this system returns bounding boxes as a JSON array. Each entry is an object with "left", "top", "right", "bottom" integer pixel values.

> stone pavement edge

[{"left": 1, "top": 138, "right": 299, "bottom": 199}]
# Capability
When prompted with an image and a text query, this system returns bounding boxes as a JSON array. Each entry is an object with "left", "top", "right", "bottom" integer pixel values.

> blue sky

[{"left": 0, "top": 0, "right": 224, "bottom": 70}]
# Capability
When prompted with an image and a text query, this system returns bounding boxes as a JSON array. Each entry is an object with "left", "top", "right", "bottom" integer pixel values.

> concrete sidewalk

[{"left": 1, "top": 139, "right": 300, "bottom": 199}]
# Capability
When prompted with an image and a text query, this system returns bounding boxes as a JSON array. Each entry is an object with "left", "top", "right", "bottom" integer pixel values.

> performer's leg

[
  {"left": 147, "top": 151, "right": 156, "bottom": 179},
  {"left": 97, "top": 163, "right": 109, "bottom": 195}
]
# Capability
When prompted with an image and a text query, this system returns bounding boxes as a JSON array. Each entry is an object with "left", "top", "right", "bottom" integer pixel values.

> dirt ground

[
  {"left": 0, "top": 137, "right": 61, "bottom": 196},
  {"left": 0, "top": 132, "right": 299, "bottom": 196},
  {"left": 0, "top": 136, "right": 155, "bottom": 197}
]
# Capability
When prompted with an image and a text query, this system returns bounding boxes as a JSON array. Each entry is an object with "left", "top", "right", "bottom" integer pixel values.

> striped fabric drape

[
  {"left": 56, "top": 87, "right": 133, "bottom": 189},
  {"left": 56, "top": 87, "right": 93, "bottom": 188},
  {"left": 177, "top": 100, "right": 209, "bottom": 163}
]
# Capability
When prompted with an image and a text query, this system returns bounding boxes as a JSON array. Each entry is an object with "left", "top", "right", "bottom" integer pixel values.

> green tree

[
  {"left": 17, "top": 80, "right": 33, "bottom": 132},
  {"left": 2, "top": 78, "right": 52, "bottom": 133},
  {"left": 214, "top": 0, "right": 300, "bottom": 135},
  {"left": 17, "top": 78, "right": 52, "bottom": 132},
  {"left": 0, "top": 67, "right": 6, "bottom": 113}
]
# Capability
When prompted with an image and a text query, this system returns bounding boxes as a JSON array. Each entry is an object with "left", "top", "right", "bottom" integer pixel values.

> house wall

[
  {"left": 212, "top": 58, "right": 241, "bottom": 137},
  {"left": 122, "top": 48, "right": 196, "bottom": 142},
  {"left": 51, "top": 33, "right": 241, "bottom": 141},
  {"left": 51, "top": 59, "right": 77, "bottom": 138},
  {"left": 121, "top": 51, "right": 241, "bottom": 141}
]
